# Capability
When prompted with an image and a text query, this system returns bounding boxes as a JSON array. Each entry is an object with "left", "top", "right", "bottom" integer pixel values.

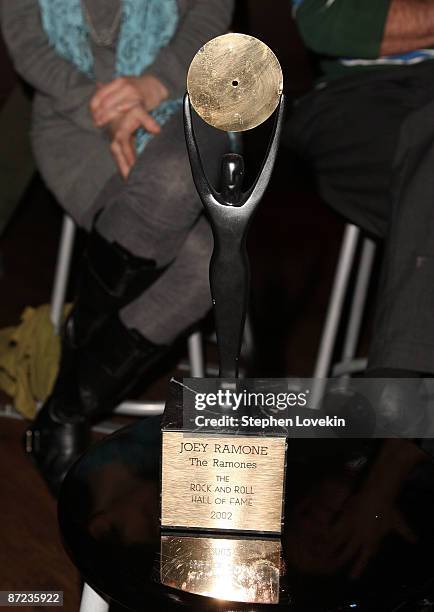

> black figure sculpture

[{"left": 183, "top": 93, "right": 285, "bottom": 378}]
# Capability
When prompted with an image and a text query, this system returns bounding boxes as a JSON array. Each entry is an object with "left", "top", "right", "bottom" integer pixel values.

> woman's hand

[
  {"left": 109, "top": 105, "right": 161, "bottom": 179},
  {"left": 90, "top": 74, "right": 168, "bottom": 127}
]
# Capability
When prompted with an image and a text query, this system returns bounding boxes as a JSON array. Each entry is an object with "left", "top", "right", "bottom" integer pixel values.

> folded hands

[{"left": 89, "top": 74, "right": 168, "bottom": 178}]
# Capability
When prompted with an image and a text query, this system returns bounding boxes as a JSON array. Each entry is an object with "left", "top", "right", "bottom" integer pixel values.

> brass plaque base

[
  {"left": 160, "top": 535, "right": 281, "bottom": 604},
  {"left": 161, "top": 432, "right": 286, "bottom": 533}
]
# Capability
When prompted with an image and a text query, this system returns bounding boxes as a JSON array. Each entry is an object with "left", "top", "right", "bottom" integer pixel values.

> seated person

[
  {"left": 287, "top": 0, "right": 434, "bottom": 379},
  {"left": 0, "top": 0, "right": 233, "bottom": 494},
  {"left": 285, "top": 0, "right": 434, "bottom": 577}
]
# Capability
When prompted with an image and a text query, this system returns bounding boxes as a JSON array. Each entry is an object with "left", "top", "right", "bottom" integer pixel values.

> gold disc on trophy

[{"left": 187, "top": 33, "right": 283, "bottom": 132}]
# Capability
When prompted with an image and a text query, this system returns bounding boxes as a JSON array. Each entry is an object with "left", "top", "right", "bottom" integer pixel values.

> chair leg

[
  {"left": 241, "top": 313, "right": 254, "bottom": 362},
  {"left": 339, "top": 236, "right": 376, "bottom": 371},
  {"left": 115, "top": 401, "right": 164, "bottom": 416},
  {"left": 313, "top": 224, "right": 361, "bottom": 380},
  {"left": 188, "top": 331, "right": 205, "bottom": 377},
  {"left": 79, "top": 583, "right": 109, "bottom": 612},
  {"left": 50, "top": 214, "right": 76, "bottom": 334}
]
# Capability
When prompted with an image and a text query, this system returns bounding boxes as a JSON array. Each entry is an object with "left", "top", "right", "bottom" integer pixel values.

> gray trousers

[
  {"left": 55, "top": 109, "right": 227, "bottom": 344},
  {"left": 286, "top": 61, "right": 434, "bottom": 374}
]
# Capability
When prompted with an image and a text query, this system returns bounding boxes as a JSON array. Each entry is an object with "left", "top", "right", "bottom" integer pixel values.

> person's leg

[
  {"left": 286, "top": 71, "right": 407, "bottom": 239},
  {"left": 286, "top": 67, "right": 434, "bottom": 474},
  {"left": 368, "top": 97, "right": 434, "bottom": 373},
  {"left": 120, "top": 214, "right": 213, "bottom": 345},
  {"left": 92, "top": 109, "right": 225, "bottom": 266},
  {"left": 73, "top": 216, "right": 214, "bottom": 420},
  {"left": 31, "top": 111, "right": 118, "bottom": 228},
  {"left": 286, "top": 62, "right": 434, "bottom": 373}
]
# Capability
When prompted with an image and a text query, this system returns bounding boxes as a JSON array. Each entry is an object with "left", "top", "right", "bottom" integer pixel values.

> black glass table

[{"left": 58, "top": 416, "right": 434, "bottom": 611}]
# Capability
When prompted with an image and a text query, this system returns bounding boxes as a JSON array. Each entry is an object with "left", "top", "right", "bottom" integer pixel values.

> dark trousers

[{"left": 285, "top": 61, "right": 434, "bottom": 373}]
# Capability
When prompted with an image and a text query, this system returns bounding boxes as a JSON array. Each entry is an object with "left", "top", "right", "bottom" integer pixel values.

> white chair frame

[{"left": 314, "top": 223, "right": 377, "bottom": 380}]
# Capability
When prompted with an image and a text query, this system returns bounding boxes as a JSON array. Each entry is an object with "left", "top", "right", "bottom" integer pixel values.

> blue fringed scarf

[{"left": 38, "top": 0, "right": 182, "bottom": 152}]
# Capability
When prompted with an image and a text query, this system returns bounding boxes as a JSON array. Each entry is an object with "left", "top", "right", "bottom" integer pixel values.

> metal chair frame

[
  {"left": 79, "top": 583, "right": 108, "bottom": 612},
  {"left": 314, "top": 223, "right": 377, "bottom": 380}
]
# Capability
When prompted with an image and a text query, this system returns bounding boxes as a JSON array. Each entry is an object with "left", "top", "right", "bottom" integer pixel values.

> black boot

[
  {"left": 77, "top": 314, "right": 168, "bottom": 420},
  {"left": 65, "top": 225, "right": 165, "bottom": 350},
  {"left": 25, "top": 316, "right": 168, "bottom": 496},
  {"left": 25, "top": 228, "right": 168, "bottom": 496},
  {"left": 24, "top": 369, "right": 91, "bottom": 497}
]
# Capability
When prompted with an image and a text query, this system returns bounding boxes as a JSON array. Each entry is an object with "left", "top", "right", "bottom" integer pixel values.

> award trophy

[{"left": 160, "top": 34, "right": 287, "bottom": 605}]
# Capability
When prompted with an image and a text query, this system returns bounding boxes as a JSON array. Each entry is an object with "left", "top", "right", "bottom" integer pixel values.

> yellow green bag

[{"left": 0, "top": 304, "right": 71, "bottom": 418}]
